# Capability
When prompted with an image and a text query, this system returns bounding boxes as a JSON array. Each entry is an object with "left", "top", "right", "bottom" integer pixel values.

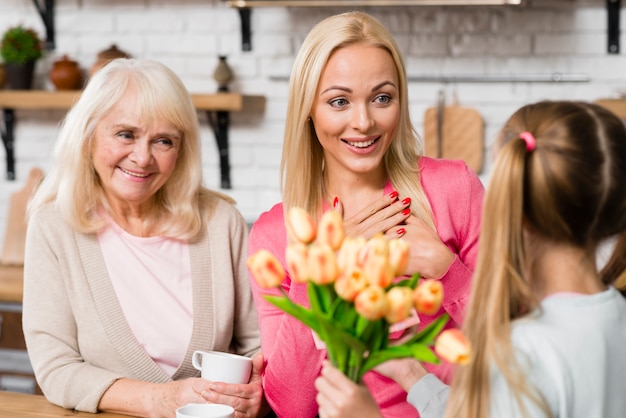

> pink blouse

[{"left": 248, "top": 157, "right": 485, "bottom": 417}]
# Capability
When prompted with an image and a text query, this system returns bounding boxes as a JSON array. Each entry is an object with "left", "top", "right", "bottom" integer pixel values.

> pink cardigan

[{"left": 248, "top": 157, "right": 484, "bottom": 418}]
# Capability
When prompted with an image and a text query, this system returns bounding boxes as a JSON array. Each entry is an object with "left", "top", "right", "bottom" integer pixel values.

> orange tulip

[
  {"left": 286, "top": 207, "right": 316, "bottom": 244},
  {"left": 316, "top": 210, "right": 345, "bottom": 250},
  {"left": 385, "top": 286, "right": 414, "bottom": 323},
  {"left": 286, "top": 242, "right": 309, "bottom": 284},
  {"left": 247, "top": 249, "right": 286, "bottom": 289},
  {"left": 337, "top": 236, "right": 367, "bottom": 272},
  {"left": 364, "top": 255, "right": 394, "bottom": 288},
  {"left": 354, "top": 286, "right": 389, "bottom": 321},
  {"left": 307, "top": 242, "right": 339, "bottom": 285},
  {"left": 413, "top": 279, "right": 444, "bottom": 315},
  {"left": 334, "top": 269, "right": 368, "bottom": 302},
  {"left": 435, "top": 328, "right": 471, "bottom": 365},
  {"left": 388, "top": 238, "right": 410, "bottom": 276}
]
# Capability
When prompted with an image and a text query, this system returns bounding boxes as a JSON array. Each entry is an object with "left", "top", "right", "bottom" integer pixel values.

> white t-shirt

[
  {"left": 98, "top": 220, "right": 193, "bottom": 376},
  {"left": 409, "top": 287, "right": 626, "bottom": 418}
]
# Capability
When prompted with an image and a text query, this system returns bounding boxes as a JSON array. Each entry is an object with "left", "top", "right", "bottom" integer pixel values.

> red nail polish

[
  {"left": 396, "top": 228, "right": 406, "bottom": 236},
  {"left": 333, "top": 196, "right": 339, "bottom": 207},
  {"left": 402, "top": 208, "right": 411, "bottom": 216},
  {"left": 389, "top": 191, "right": 399, "bottom": 200},
  {"left": 401, "top": 197, "right": 411, "bottom": 205}
]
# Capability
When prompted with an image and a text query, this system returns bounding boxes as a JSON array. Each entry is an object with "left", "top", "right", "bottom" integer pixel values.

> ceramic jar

[
  {"left": 89, "top": 44, "right": 131, "bottom": 77},
  {"left": 49, "top": 55, "right": 83, "bottom": 90},
  {"left": 213, "top": 56, "right": 233, "bottom": 91}
]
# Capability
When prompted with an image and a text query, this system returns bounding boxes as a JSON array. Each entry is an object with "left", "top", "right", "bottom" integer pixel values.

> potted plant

[{"left": 0, "top": 25, "right": 44, "bottom": 89}]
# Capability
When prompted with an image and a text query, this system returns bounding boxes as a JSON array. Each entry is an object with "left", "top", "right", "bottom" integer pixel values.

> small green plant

[{"left": 1, "top": 25, "right": 44, "bottom": 64}]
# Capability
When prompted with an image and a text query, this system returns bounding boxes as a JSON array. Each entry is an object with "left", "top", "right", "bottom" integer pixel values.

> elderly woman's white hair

[{"left": 29, "top": 58, "right": 227, "bottom": 239}]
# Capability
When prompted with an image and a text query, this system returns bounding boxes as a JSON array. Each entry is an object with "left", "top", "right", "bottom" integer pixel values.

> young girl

[{"left": 316, "top": 100, "right": 626, "bottom": 418}]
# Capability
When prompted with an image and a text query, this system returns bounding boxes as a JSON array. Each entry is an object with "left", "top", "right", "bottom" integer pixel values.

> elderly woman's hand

[{"left": 200, "top": 352, "right": 269, "bottom": 418}]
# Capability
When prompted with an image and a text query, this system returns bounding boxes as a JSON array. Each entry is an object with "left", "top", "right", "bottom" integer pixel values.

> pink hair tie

[{"left": 519, "top": 131, "right": 536, "bottom": 152}]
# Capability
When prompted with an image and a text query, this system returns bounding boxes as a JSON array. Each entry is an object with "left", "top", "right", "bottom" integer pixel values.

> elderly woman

[{"left": 22, "top": 59, "right": 267, "bottom": 418}]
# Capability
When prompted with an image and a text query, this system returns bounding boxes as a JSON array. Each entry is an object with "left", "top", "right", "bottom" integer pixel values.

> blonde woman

[
  {"left": 23, "top": 59, "right": 268, "bottom": 417},
  {"left": 317, "top": 100, "right": 626, "bottom": 418},
  {"left": 248, "top": 11, "right": 484, "bottom": 418}
]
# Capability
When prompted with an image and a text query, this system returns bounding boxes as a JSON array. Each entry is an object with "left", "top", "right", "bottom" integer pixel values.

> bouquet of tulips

[{"left": 247, "top": 207, "right": 470, "bottom": 382}]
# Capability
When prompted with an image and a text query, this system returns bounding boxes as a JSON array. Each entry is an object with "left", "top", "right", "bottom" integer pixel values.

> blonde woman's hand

[
  {"left": 333, "top": 192, "right": 410, "bottom": 240},
  {"left": 315, "top": 361, "right": 383, "bottom": 418},
  {"left": 399, "top": 215, "right": 454, "bottom": 279},
  {"left": 200, "top": 352, "right": 269, "bottom": 418}
]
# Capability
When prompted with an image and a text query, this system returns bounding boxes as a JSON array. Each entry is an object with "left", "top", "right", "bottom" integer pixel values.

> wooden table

[
  {"left": 0, "top": 391, "right": 136, "bottom": 417},
  {"left": 0, "top": 90, "right": 265, "bottom": 188}
]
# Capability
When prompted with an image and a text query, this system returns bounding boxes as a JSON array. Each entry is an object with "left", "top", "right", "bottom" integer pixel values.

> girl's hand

[{"left": 315, "top": 361, "right": 382, "bottom": 418}]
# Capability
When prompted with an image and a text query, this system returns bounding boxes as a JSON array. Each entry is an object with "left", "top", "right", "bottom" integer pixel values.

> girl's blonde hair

[
  {"left": 446, "top": 101, "right": 626, "bottom": 418},
  {"left": 280, "top": 11, "right": 434, "bottom": 230},
  {"left": 29, "top": 58, "right": 231, "bottom": 240}
]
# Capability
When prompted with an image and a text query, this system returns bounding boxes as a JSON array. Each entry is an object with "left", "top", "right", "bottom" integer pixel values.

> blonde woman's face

[
  {"left": 311, "top": 44, "right": 400, "bottom": 179},
  {"left": 91, "top": 87, "right": 181, "bottom": 212}
]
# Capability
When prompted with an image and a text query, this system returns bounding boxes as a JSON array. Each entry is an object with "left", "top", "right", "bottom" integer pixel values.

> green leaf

[
  {"left": 403, "top": 313, "right": 450, "bottom": 345},
  {"left": 308, "top": 282, "right": 335, "bottom": 315},
  {"left": 264, "top": 295, "right": 320, "bottom": 334},
  {"left": 359, "top": 343, "right": 440, "bottom": 378}
]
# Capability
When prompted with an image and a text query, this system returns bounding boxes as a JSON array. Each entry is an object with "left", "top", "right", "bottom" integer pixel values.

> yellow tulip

[
  {"left": 354, "top": 286, "right": 389, "bottom": 321},
  {"left": 307, "top": 242, "right": 339, "bottom": 285},
  {"left": 385, "top": 286, "right": 414, "bottom": 323},
  {"left": 286, "top": 242, "right": 310, "bottom": 284},
  {"left": 413, "top": 279, "right": 444, "bottom": 315},
  {"left": 247, "top": 249, "right": 285, "bottom": 289},
  {"left": 435, "top": 328, "right": 471, "bottom": 365},
  {"left": 286, "top": 207, "right": 316, "bottom": 244},
  {"left": 316, "top": 210, "right": 346, "bottom": 250}
]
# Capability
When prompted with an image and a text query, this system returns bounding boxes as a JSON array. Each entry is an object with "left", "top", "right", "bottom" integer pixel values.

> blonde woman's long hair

[
  {"left": 280, "top": 11, "right": 434, "bottom": 230},
  {"left": 28, "top": 58, "right": 230, "bottom": 240},
  {"left": 445, "top": 101, "right": 626, "bottom": 418}
]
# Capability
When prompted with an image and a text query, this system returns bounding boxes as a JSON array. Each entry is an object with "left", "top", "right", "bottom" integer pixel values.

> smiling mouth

[
  {"left": 120, "top": 167, "right": 150, "bottom": 178},
  {"left": 343, "top": 138, "right": 378, "bottom": 148}
]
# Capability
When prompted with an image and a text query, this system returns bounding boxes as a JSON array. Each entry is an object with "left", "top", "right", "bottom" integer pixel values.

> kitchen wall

[{"left": 1, "top": 0, "right": 624, "bottom": 247}]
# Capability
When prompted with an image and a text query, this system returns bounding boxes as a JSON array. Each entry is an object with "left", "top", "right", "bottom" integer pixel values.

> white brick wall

[{"left": 1, "top": 0, "right": 624, "bottom": 250}]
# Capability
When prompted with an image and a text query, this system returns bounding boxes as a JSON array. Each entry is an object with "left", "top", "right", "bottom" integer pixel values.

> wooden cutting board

[
  {"left": 1, "top": 167, "right": 44, "bottom": 265},
  {"left": 423, "top": 102, "right": 484, "bottom": 173}
]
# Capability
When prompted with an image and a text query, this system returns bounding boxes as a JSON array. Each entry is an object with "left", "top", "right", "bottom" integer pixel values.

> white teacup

[
  {"left": 192, "top": 350, "right": 252, "bottom": 384},
  {"left": 176, "top": 403, "right": 234, "bottom": 418}
]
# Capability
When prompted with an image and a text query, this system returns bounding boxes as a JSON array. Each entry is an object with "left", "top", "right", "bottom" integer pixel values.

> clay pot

[
  {"left": 0, "top": 63, "right": 6, "bottom": 89},
  {"left": 5, "top": 61, "right": 36, "bottom": 90},
  {"left": 49, "top": 55, "right": 83, "bottom": 90},
  {"left": 90, "top": 44, "right": 131, "bottom": 77}
]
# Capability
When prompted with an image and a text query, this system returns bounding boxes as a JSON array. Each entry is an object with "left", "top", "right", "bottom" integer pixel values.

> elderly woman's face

[
  {"left": 311, "top": 44, "right": 400, "bottom": 179},
  {"left": 92, "top": 87, "right": 181, "bottom": 211}
]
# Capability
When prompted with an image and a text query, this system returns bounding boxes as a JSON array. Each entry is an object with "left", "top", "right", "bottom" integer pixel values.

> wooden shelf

[
  {"left": 0, "top": 90, "right": 263, "bottom": 111},
  {"left": 0, "top": 91, "right": 266, "bottom": 188}
]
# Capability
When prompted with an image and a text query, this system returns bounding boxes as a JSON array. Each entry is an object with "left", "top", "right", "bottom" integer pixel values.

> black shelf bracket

[
  {"left": 206, "top": 109, "right": 232, "bottom": 189},
  {"left": 1, "top": 109, "right": 17, "bottom": 180},
  {"left": 32, "top": 0, "right": 55, "bottom": 50},
  {"left": 608, "top": 0, "right": 621, "bottom": 54},
  {"left": 239, "top": 8, "right": 252, "bottom": 52}
]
